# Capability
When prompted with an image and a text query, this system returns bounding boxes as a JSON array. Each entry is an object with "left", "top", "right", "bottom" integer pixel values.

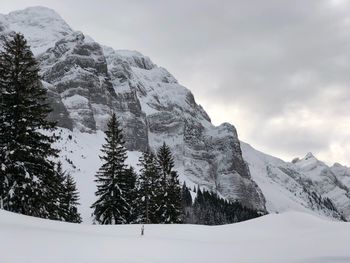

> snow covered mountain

[
  {"left": 242, "top": 143, "right": 349, "bottom": 221},
  {"left": 294, "top": 153, "right": 350, "bottom": 219},
  {"left": 0, "top": 6, "right": 265, "bottom": 216},
  {"left": 1, "top": 6, "right": 349, "bottom": 222}
]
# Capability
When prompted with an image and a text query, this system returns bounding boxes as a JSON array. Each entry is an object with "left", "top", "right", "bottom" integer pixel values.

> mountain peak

[
  {"left": 9, "top": 6, "right": 60, "bottom": 16},
  {"left": 304, "top": 152, "right": 316, "bottom": 160},
  {"left": 291, "top": 152, "right": 317, "bottom": 164},
  {"left": 2, "top": 6, "right": 73, "bottom": 55},
  {"left": 7, "top": 6, "right": 65, "bottom": 23},
  {"left": 332, "top": 162, "right": 344, "bottom": 168}
]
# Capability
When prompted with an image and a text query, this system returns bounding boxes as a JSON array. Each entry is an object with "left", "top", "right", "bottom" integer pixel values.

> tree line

[
  {"left": 181, "top": 184, "right": 261, "bottom": 225},
  {"left": 0, "top": 33, "right": 261, "bottom": 225},
  {"left": 90, "top": 112, "right": 182, "bottom": 224}
]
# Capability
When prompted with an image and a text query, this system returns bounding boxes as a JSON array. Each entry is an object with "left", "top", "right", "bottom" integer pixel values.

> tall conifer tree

[
  {"left": 156, "top": 143, "right": 182, "bottom": 223},
  {"left": 157, "top": 142, "right": 175, "bottom": 181},
  {"left": 56, "top": 162, "right": 81, "bottom": 223},
  {"left": 63, "top": 173, "right": 82, "bottom": 223},
  {"left": 124, "top": 166, "right": 137, "bottom": 223},
  {"left": 49, "top": 161, "right": 66, "bottom": 220},
  {"left": 91, "top": 113, "right": 131, "bottom": 224},
  {"left": 137, "top": 151, "right": 162, "bottom": 223},
  {"left": 0, "top": 33, "right": 59, "bottom": 217},
  {"left": 166, "top": 170, "right": 182, "bottom": 223}
]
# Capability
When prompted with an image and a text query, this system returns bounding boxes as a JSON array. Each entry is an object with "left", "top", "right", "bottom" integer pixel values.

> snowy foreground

[{"left": 1, "top": 210, "right": 349, "bottom": 263}]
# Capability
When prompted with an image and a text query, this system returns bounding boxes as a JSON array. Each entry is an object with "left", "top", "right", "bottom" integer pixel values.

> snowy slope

[
  {"left": 242, "top": 142, "right": 348, "bottom": 220},
  {"left": 1, "top": 209, "right": 350, "bottom": 263},
  {"left": 242, "top": 142, "right": 313, "bottom": 214}
]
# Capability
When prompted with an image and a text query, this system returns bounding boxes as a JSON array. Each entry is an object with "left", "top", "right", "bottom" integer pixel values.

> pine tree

[
  {"left": 181, "top": 182, "right": 192, "bottom": 208},
  {"left": 55, "top": 162, "right": 82, "bottom": 223},
  {"left": 0, "top": 156, "right": 6, "bottom": 209},
  {"left": 193, "top": 187, "right": 204, "bottom": 224},
  {"left": 91, "top": 113, "right": 130, "bottom": 224},
  {"left": 137, "top": 151, "right": 162, "bottom": 223},
  {"left": 0, "top": 33, "right": 59, "bottom": 218},
  {"left": 49, "top": 161, "right": 67, "bottom": 220},
  {"left": 165, "top": 170, "right": 182, "bottom": 223},
  {"left": 156, "top": 143, "right": 182, "bottom": 223},
  {"left": 181, "top": 182, "right": 193, "bottom": 223},
  {"left": 124, "top": 166, "right": 137, "bottom": 223},
  {"left": 63, "top": 172, "right": 82, "bottom": 223},
  {"left": 157, "top": 142, "right": 175, "bottom": 181}
]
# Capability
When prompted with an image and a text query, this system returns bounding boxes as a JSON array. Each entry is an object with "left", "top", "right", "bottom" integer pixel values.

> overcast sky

[{"left": 1, "top": 0, "right": 350, "bottom": 165}]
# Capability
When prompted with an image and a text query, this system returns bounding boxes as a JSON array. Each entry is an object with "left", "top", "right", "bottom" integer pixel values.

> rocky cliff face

[
  {"left": 330, "top": 163, "right": 350, "bottom": 189},
  {"left": 0, "top": 6, "right": 266, "bottom": 212}
]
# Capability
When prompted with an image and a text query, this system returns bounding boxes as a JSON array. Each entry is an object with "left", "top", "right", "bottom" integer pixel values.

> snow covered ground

[{"left": 0, "top": 209, "right": 349, "bottom": 263}]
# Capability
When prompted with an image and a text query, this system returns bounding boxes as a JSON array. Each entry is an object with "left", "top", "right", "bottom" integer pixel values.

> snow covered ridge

[
  {"left": 0, "top": 6, "right": 265, "bottom": 213},
  {"left": 1, "top": 209, "right": 350, "bottom": 263},
  {"left": 242, "top": 142, "right": 350, "bottom": 221}
]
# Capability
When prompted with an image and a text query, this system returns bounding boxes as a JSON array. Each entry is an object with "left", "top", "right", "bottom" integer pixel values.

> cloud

[{"left": 1, "top": 0, "right": 350, "bottom": 165}]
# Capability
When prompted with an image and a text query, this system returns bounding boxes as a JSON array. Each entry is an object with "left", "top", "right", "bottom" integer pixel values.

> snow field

[{"left": 1, "top": 210, "right": 349, "bottom": 263}]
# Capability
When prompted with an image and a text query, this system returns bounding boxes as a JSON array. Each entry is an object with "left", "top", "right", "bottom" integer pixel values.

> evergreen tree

[
  {"left": 0, "top": 157, "right": 5, "bottom": 209},
  {"left": 63, "top": 172, "right": 82, "bottom": 223},
  {"left": 0, "top": 33, "right": 59, "bottom": 218},
  {"left": 156, "top": 143, "right": 182, "bottom": 223},
  {"left": 137, "top": 151, "right": 162, "bottom": 223},
  {"left": 49, "top": 161, "right": 67, "bottom": 221},
  {"left": 91, "top": 113, "right": 130, "bottom": 224},
  {"left": 181, "top": 182, "right": 193, "bottom": 208},
  {"left": 181, "top": 182, "right": 193, "bottom": 222},
  {"left": 193, "top": 187, "right": 204, "bottom": 223},
  {"left": 124, "top": 166, "right": 137, "bottom": 223},
  {"left": 164, "top": 171, "right": 182, "bottom": 223},
  {"left": 157, "top": 142, "right": 175, "bottom": 181},
  {"left": 55, "top": 162, "right": 82, "bottom": 223}
]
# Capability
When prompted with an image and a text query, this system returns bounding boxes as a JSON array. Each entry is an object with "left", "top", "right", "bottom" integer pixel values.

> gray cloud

[{"left": 1, "top": 0, "right": 350, "bottom": 165}]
